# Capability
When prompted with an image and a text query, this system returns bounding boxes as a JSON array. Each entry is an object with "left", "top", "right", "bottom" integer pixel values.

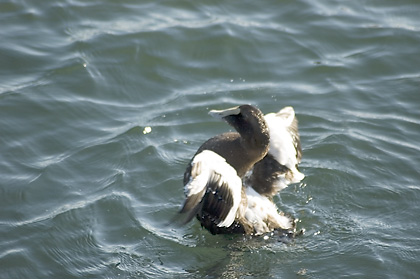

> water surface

[{"left": 1, "top": 0, "right": 420, "bottom": 278}]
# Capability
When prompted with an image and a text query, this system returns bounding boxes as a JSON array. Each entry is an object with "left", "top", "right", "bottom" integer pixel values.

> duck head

[{"left": 209, "top": 104, "right": 270, "bottom": 152}]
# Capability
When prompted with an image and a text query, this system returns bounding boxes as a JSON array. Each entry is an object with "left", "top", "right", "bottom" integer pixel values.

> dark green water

[{"left": 1, "top": 0, "right": 420, "bottom": 278}]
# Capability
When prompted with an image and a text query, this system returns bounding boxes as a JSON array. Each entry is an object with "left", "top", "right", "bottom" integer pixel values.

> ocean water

[{"left": 1, "top": 0, "right": 420, "bottom": 278}]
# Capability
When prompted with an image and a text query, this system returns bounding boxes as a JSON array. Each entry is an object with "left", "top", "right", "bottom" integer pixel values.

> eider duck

[{"left": 179, "top": 105, "right": 304, "bottom": 235}]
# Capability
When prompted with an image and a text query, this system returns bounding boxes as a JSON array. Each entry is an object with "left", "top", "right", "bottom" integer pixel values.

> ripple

[{"left": 2, "top": 0, "right": 420, "bottom": 277}]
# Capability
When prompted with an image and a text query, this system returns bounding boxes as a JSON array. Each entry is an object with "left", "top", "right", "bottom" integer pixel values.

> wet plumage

[{"left": 180, "top": 105, "right": 304, "bottom": 235}]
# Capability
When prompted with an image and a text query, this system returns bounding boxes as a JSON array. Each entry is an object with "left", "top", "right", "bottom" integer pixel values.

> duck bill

[{"left": 208, "top": 106, "right": 241, "bottom": 119}]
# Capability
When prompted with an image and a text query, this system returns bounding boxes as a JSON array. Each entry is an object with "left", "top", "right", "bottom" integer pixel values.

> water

[{"left": 1, "top": 0, "right": 419, "bottom": 278}]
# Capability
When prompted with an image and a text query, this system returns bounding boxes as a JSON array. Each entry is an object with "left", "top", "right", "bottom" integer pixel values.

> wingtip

[{"left": 290, "top": 167, "right": 305, "bottom": 183}]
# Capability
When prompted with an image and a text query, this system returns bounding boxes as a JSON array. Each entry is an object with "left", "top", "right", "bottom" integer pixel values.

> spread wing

[
  {"left": 180, "top": 150, "right": 242, "bottom": 228},
  {"left": 265, "top": 106, "right": 303, "bottom": 170},
  {"left": 246, "top": 106, "right": 304, "bottom": 197}
]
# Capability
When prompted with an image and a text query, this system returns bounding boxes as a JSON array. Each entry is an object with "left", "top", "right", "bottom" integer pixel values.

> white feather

[
  {"left": 264, "top": 107, "right": 304, "bottom": 183},
  {"left": 244, "top": 187, "right": 293, "bottom": 235}
]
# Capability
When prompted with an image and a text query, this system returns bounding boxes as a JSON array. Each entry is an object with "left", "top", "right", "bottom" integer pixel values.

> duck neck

[{"left": 241, "top": 129, "right": 270, "bottom": 163}]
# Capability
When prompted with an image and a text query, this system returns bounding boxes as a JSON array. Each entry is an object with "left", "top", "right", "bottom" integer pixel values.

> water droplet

[{"left": 143, "top": 126, "right": 152, "bottom": 134}]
